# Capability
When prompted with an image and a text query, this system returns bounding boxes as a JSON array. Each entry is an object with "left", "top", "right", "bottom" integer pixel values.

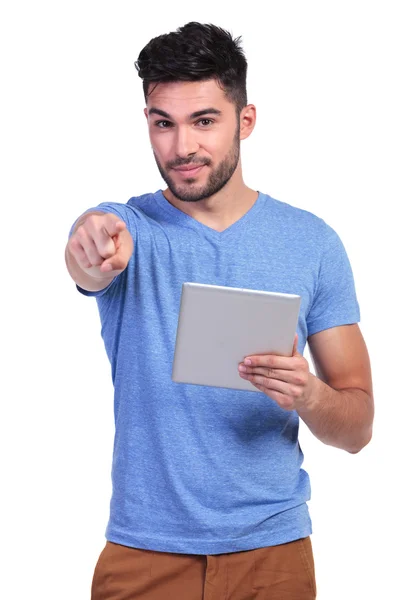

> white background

[{"left": 1, "top": 1, "right": 399, "bottom": 598}]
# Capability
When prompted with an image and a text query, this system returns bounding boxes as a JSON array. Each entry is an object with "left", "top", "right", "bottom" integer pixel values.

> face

[{"left": 145, "top": 79, "right": 243, "bottom": 202}]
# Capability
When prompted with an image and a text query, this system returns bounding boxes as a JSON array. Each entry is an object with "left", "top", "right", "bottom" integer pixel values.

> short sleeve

[
  {"left": 306, "top": 225, "right": 360, "bottom": 336},
  {"left": 68, "top": 201, "right": 136, "bottom": 298}
]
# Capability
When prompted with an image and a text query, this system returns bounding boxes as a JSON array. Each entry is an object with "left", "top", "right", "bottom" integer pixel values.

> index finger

[
  {"left": 83, "top": 214, "right": 127, "bottom": 258},
  {"left": 100, "top": 215, "right": 127, "bottom": 237},
  {"left": 243, "top": 353, "right": 294, "bottom": 370},
  {"left": 292, "top": 333, "right": 299, "bottom": 356}
]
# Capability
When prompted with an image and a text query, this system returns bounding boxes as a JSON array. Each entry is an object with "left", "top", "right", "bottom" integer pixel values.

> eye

[
  {"left": 197, "top": 118, "right": 213, "bottom": 127},
  {"left": 155, "top": 120, "right": 173, "bottom": 129}
]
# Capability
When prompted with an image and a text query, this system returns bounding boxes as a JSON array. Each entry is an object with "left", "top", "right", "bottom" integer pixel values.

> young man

[{"left": 66, "top": 22, "right": 374, "bottom": 600}]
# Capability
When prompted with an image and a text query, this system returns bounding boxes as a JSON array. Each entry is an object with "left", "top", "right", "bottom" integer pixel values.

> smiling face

[{"left": 145, "top": 79, "right": 247, "bottom": 202}]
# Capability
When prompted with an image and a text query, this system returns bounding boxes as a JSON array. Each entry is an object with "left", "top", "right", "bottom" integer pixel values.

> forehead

[{"left": 146, "top": 79, "right": 233, "bottom": 116}]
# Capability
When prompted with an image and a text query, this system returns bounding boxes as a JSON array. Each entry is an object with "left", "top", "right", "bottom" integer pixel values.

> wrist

[{"left": 297, "top": 373, "right": 325, "bottom": 415}]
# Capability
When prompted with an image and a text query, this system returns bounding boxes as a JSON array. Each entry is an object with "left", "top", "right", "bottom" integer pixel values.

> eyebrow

[{"left": 148, "top": 107, "right": 222, "bottom": 120}]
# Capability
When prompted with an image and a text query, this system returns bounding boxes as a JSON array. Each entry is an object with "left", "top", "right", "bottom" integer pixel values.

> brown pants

[{"left": 91, "top": 537, "right": 317, "bottom": 599}]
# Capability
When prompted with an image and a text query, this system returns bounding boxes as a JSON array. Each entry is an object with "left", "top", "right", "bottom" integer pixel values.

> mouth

[{"left": 172, "top": 164, "right": 206, "bottom": 177}]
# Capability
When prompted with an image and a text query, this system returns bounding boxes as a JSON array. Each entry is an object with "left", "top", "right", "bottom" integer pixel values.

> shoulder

[
  {"left": 126, "top": 190, "right": 159, "bottom": 213},
  {"left": 93, "top": 190, "right": 161, "bottom": 225},
  {"left": 263, "top": 193, "right": 341, "bottom": 248},
  {"left": 265, "top": 194, "right": 324, "bottom": 228},
  {"left": 97, "top": 190, "right": 157, "bottom": 216}
]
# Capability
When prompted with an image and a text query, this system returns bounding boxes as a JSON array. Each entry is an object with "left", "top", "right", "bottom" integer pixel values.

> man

[{"left": 66, "top": 22, "right": 374, "bottom": 600}]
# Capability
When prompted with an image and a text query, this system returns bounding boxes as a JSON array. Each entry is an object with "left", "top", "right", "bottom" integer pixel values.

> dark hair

[{"left": 135, "top": 22, "right": 248, "bottom": 113}]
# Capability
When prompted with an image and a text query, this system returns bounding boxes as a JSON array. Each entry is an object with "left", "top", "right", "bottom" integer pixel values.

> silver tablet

[{"left": 172, "top": 283, "right": 301, "bottom": 393}]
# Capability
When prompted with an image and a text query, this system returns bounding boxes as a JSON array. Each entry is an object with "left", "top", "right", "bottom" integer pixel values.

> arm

[
  {"left": 65, "top": 211, "right": 134, "bottom": 292},
  {"left": 298, "top": 324, "right": 374, "bottom": 453},
  {"left": 238, "top": 324, "right": 374, "bottom": 454}
]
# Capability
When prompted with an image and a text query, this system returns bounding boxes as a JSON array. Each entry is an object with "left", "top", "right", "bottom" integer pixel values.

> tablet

[{"left": 172, "top": 282, "right": 301, "bottom": 393}]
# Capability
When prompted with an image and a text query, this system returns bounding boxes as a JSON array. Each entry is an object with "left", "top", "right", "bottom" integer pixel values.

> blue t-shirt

[{"left": 72, "top": 190, "right": 360, "bottom": 554}]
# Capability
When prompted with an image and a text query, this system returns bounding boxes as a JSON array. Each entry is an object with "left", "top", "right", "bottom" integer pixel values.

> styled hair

[{"left": 135, "top": 22, "right": 248, "bottom": 113}]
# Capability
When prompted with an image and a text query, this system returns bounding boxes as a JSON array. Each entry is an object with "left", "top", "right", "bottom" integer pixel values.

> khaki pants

[{"left": 91, "top": 537, "right": 317, "bottom": 599}]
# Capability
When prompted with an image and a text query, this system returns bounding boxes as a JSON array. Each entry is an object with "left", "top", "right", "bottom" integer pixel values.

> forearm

[{"left": 297, "top": 374, "right": 374, "bottom": 453}]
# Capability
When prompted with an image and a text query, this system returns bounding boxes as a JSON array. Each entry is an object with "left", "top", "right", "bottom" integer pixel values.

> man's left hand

[{"left": 238, "top": 334, "right": 313, "bottom": 411}]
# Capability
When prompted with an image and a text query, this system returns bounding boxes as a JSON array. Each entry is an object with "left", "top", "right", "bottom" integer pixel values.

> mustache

[{"left": 167, "top": 158, "right": 212, "bottom": 169}]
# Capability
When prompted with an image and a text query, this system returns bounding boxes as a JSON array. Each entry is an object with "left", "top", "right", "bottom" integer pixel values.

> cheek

[
  {"left": 149, "top": 131, "right": 169, "bottom": 156},
  {"left": 209, "top": 129, "right": 235, "bottom": 154}
]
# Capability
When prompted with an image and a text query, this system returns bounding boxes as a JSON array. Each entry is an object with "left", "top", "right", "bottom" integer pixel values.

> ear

[
  {"left": 144, "top": 107, "right": 148, "bottom": 120},
  {"left": 239, "top": 104, "right": 256, "bottom": 141}
]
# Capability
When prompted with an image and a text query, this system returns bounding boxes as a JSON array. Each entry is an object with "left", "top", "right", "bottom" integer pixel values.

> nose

[{"left": 175, "top": 126, "right": 199, "bottom": 158}]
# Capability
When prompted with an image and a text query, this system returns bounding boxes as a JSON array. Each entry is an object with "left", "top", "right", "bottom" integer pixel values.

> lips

[{"left": 173, "top": 164, "right": 205, "bottom": 176}]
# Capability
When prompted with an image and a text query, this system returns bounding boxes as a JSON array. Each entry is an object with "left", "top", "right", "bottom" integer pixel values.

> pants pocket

[
  {"left": 252, "top": 537, "right": 317, "bottom": 599},
  {"left": 91, "top": 542, "right": 153, "bottom": 600}
]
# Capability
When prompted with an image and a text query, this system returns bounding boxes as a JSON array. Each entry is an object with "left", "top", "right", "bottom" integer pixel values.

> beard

[{"left": 153, "top": 125, "right": 241, "bottom": 203}]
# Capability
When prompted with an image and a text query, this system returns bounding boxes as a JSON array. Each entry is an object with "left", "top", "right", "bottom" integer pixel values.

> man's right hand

[{"left": 67, "top": 212, "right": 134, "bottom": 282}]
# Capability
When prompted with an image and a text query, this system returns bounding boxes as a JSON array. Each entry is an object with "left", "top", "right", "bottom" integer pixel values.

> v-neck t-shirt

[{"left": 73, "top": 189, "right": 360, "bottom": 554}]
